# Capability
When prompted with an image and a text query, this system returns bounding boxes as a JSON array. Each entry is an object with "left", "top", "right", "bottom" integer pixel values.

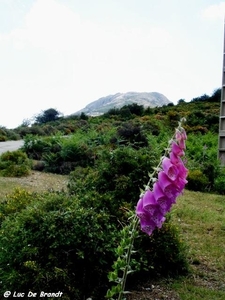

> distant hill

[{"left": 75, "top": 92, "right": 171, "bottom": 116}]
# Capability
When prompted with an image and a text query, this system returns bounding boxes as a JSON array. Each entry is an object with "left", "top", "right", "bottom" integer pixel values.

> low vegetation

[
  {"left": 0, "top": 176, "right": 224, "bottom": 299},
  {"left": 0, "top": 150, "right": 31, "bottom": 177},
  {"left": 0, "top": 88, "right": 224, "bottom": 299}
]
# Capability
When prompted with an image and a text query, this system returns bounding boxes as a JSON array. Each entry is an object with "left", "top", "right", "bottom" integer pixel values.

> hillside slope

[{"left": 75, "top": 91, "right": 171, "bottom": 116}]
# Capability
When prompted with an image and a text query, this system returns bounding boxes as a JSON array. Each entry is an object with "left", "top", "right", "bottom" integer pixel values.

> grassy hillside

[
  {"left": 0, "top": 88, "right": 224, "bottom": 299},
  {"left": 0, "top": 88, "right": 221, "bottom": 140}
]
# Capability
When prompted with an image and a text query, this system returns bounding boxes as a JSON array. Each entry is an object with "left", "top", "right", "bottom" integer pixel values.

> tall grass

[{"left": 171, "top": 190, "right": 225, "bottom": 299}]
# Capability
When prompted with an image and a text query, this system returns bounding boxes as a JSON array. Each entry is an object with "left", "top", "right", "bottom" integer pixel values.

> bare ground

[
  {"left": 0, "top": 170, "right": 68, "bottom": 196},
  {"left": 127, "top": 280, "right": 180, "bottom": 300}
]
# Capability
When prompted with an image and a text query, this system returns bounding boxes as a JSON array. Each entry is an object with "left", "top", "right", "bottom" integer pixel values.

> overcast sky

[{"left": 0, "top": 0, "right": 224, "bottom": 128}]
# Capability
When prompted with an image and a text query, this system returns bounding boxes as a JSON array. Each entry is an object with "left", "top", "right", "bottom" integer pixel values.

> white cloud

[
  {"left": 201, "top": 2, "right": 225, "bottom": 20},
  {"left": 0, "top": 0, "right": 221, "bottom": 128},
  {"left": 23, "top": 0, "right": 82, "bottom": 51},
  {"left": 0, "top": 0, "right": 175, "bottom": 91}
]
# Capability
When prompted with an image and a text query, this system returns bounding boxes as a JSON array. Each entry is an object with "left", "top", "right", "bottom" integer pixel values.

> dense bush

[
  {"left": 0, "top": 134, "right": 7, "bottom": 141},
  {"left": 23, "top": 131, "right": 99, "bottom": 174},
  {"left": 133, "top": 218, "right": 189, "bottom": 279},
  {"left": 104, "top": 103, "right": 144, "bottom": 119},
  {"left": 0, "top": 188, "right": 34, "bottom": 224},
  {"left": 0, "top": 150, "right": 31, "bottom": 177},
  {"left": 68, "top": 146, "right": 158, "bottom": 211},
  {"left": 214, "top": 176, "right": 225, "bottom": 195},
  {"left": 60, "top": 136, "right": 94, "bottom": 167},
  {"left": 0, "top": 188, "right": 189, "bottom": 300},
  {"left": 140, "top": 116, "right": 161, "bottom": 136},
  {"left": 116, "top": 122, "right": 148, "bottom": 148},
  {"left": 186, "top": 169, "right": 209, "bottom": 192},
  {"left": 185, "top": 132, "right": 223, "bottom": 192},
  {"left": 0, "top": 192, "right": 119, "bottom": 300},
  {"left": 0, "top": 127, "right": 20, "bottom": 141},
  {"left": 23, "top": 134, "right": 63, "bottom": 160},
  {"left": 213, "top": 167, "right": 225, "bottom": 195}
]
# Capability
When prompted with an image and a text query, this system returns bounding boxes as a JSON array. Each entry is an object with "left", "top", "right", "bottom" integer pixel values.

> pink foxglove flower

[
  {"left": 136, "top": 123, "right": 188, "bottom": 235},
  {"left": 140, "top": 218, "right": 157, "bottom": 235},
  {"left": 171, "top": 141, "right": 184, "bottom": 157},
  {"left": 158, "top": 171, "right": 180, "bottom": 199},
  {"left": 176, "top": 162, "right": 188, "bottom": 179},
  {"left": 136, "top": 197, "right": 146, "bottom": 220},
  {"left": 169, "top": 151, "right": 182, "bottom": 165},
  {"left": 153, "top": 182, "right": 173, "bottom": 214},
  {"left": 162, "top": 157, "right": 179, "bottom": 181},
  {"left": 142, "top": 190, "right": 158, "bottom": 215}
]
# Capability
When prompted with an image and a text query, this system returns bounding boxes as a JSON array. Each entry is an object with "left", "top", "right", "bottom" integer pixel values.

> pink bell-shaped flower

[
  {"left": 142, "top": 189, "right": 158, "bottom": 215},
  {"left": 151, "top": 208, "right": 166, "bottom": 228},
  {"left": 174, "top": 176, "right": 188, "bottom": 194},
  {"left": 136, "top": 197, "right": 146, "bottom": 220},
  {"left": 136, "top": 125, "right": 188, "bottom": 236},
  {"left": 169, "top": 152, "right": 181, "bottom": 165},
  {"left": 175, "top": 128, "right": 187, "bottom": 142},
  {"left": 153, "top": 182, "right": 173, "bottom": 214},
  {"left": 162, "top": 157, "right": 179, "bottom": 181},
  {"left": 140, "top": 218, "right": 157, "bottom": 235},
  {"left": 176, "top": 161, "right": 188, "bottom": 179},
  {"left": 178, "top": 138, "right": 186, "bottom": 150},
  {"left": 171, "top": 141, "right": 184, "bottom": 157},
  {"left": 158, "top": 171, "right": 179, "bottom": 199}
]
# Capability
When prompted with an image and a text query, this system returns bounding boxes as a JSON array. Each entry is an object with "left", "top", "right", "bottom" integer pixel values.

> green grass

[
  {"left": 170, "top": 190, "right": 225, "bottom": 298},
  {"left": 171, "top": 283, "right": 225, "bottom": 300},
  {"left": 0, "top": 177, "right": 22, "bottom": 196}
]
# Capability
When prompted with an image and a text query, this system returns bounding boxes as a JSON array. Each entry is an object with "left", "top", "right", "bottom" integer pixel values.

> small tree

[
  {"left": 178, "top": 99, "right": 185, "bottom": 105},
  {"left": 35, "top": 108, "right": 61, "bottom": 124}
]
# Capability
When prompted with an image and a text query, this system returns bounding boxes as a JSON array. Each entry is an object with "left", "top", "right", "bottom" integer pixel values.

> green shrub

[
  {"left": 23, "top": 135, "right": 63, "bottom": 160},
  {"left": 0, "top": 143, "right": 190, "bottom": 300},
  {"left": 131, "top": 217, "right": 189, "bottom": 282},
  {"left": 0, "top": 192, "right": 119, "bottom": 300},
  {"left": 0, "top": 128, "right": 20, "bottom": 140},
  {"left": 60, "top": 140, "right": 94, "bottom": 168},
  {"left": 0, "top": 188, "right": 34, "bottom": 224},
  {"left": 0, "top": 164, "right": 31, "bottom": 177},
  {"left": 186, "top": 169, "right": 209, "bottom": 192},
  {"left": 0, "top": 191, "right": 189, "bottom": 299},
  {"left": 141, "top": 116, "right": 161, "bottom": 136},
  {"left": 0, "top": 134, "right": 7, "bottom": 141},
  {"left": 116, "top": 122, "right": 148, "bottom": 148},
  {"left": 68, "top": 168, "right": 129, "bottom": 220},
  {"left": 27, "top": 125, "right": 46, "bottom": 136},
  {"left": 68, "top": 146, "right": 157, "bottom": 209},
  {"left": 23, "top": 133, "right": 96, "bottom": 174},
  {"left": 214, "top": 176, "right": 225, "bottom": 195},
  {"left": 7, "top": 131, "right": 21, "bottom": 140},
  {"left": 0, "top": 150, "right": 31, "bottom": 177},
  {"left": 42, "top": 152, "right": 63, "bottom": 173},
  {"left": 42, "top": 124, "right": 58, "bottom": 135},
  {"left": 187, "top": 110, "right": 206, "bottom": 127}
]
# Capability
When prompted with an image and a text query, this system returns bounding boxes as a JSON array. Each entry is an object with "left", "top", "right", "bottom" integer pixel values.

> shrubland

[{"left": 0, "top": 88, "right": 224, "bottom": 299}]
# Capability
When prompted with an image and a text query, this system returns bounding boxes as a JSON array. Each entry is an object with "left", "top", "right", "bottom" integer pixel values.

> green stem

[
  {"left": 117, "top": 215, "right": 139, "bottom": 300},
  {"left": 145, "top": 132, "right": 176, "bottom": 190}
]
